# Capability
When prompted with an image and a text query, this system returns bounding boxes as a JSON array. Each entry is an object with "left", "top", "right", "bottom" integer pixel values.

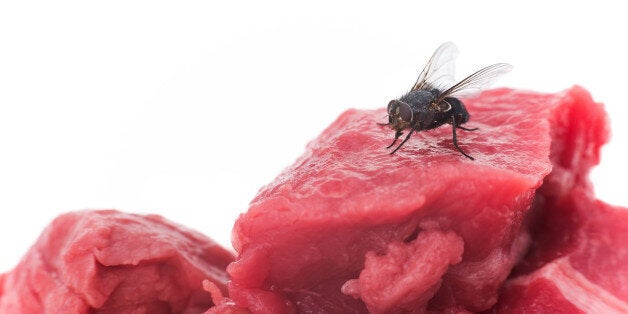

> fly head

[{"left": 387, "top": 100, "right": 414, "bottom": 131}]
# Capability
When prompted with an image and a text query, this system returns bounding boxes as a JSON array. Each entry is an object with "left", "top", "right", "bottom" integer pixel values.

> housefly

[{"left": 380, "top": 42, "right": 512, "bottom": 160}]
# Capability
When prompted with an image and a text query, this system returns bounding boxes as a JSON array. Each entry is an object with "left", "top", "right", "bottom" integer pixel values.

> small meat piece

[
  {"left": 341, "top": 230, "right": 464, "bottom": 313},
  {"left": 203, "top": 280, "right": 250, "bottom": 314},
  {"left": 491, "top": 189, "right": 628, "bottom": 313},
  {"left": 0, "top": 210, "right": 235, "bottom": 313},
  {"left": 228, "top": 86, "right": 609, "bottom": 312}
]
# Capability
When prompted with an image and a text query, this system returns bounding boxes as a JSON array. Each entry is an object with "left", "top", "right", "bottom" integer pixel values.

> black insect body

[{"left": 381, "top": 42, "right": 512, "bottom": 160}]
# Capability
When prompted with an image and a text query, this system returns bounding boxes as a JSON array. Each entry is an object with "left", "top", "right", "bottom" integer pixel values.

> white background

[{"left": 1, "top": 1, "right": 627, "bottom": 272}]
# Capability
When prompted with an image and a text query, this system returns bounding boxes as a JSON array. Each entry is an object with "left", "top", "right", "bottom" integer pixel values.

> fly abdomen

[{"left": 443, "top": 97, "right": 470, "bottom": 125}]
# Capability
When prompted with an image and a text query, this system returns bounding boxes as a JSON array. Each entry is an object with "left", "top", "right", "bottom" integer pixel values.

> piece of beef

[
  {"left": 0, "top": 210, "right": 235, "bottom": 313},
  {"left": 227, "top": 86, "right": 609, "bottom": 313},
  {"left": 490, "top": 189, "right": 628, "bottom": 313},
  {"left": 485, "top": 83, "right": 628, "bottom": 313}
]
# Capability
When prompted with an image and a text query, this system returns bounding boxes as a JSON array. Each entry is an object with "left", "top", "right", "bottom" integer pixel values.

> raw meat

[
  {"left": 0, "top": 210, "right": 235, "bottom": 313},
  {"left": 203, "top": 280, "right": 250, "bottom": 314},
  {"left": 1, "top": 86, "right": 619, "bottom": 313},
  {"left": 227, "top": 86, "right": 610, "bottom": 313},
  {"left": 486, "top": 83, "right": 628, "bottom": 313},
  {"left": 490, "top": 189, "right": 628, "bottom": 313}
]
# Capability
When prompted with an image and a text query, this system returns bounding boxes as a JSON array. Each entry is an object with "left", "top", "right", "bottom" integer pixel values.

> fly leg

[
  {"left": 386, "top": 130, "right": 403, "bottom": 149},
  {"left": 390, "top": 129, "right": 415, "bottom": 154},
  {"left": 457, "top": 125, "right": 478, "bottom": 131},
  {"left": 451, "top": 116, "right": 475, "bottom": 160}
]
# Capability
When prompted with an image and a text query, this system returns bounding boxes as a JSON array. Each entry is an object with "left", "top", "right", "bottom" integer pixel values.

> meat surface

[
  {"left": 227, "top": 86, "right": 610, "bottom": 313},
  {"left": 490, "top": 189, "right": 628, "bottom": 313},
  {"left": 486, "top": 84, "right": 628, "bottom": 313},
  {"left": 0, "top": 210, "right": 235, "bottom": 313}
]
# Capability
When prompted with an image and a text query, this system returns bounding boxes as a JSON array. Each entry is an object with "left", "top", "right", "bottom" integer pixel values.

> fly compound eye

[
  {"left": 397, "top": 102, "right": 413, "bottom": 122},
  {"left": 387, "top": 100, "right": 397, "bottom": 114}
]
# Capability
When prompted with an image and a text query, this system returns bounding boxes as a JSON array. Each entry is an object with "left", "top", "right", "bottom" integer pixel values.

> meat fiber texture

[
  {"left": 485, "top": 83, "right": 628, "bottom": 313},
  {"left": 0, "top": 210, "right": 235, "bottom": 313},
  {"left": 489, "top": 190, "right": 628, "bottom": 313},
  {"left": 227, "top": 86, "right": 615, "bottom": 313},
  {"left": 486, "top": 85, "right": 628, "bottom": 313}
]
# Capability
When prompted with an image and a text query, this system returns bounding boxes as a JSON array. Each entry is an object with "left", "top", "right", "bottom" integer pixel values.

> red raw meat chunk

[
  {"left": 486, "top": 83, "right": 628, "bottom": 313},
  {"left": 227, "top": 86, "right": 609, "bottom": 313},
  {"left": 0, "top": 210, "right": 235, "bottom": 313},
  {"left": 491, "top": 189, "right": 628, "bottom": 313}
]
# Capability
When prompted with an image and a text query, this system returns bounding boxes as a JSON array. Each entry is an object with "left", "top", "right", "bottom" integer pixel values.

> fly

[{"left": 380, "top": 42, "right": 512, "bottom": 160}]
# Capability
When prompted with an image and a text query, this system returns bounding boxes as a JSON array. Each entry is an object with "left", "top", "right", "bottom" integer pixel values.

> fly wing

[
  {"left": 411, "top": 42, "right": 458, "bottom": 92},
  {"left": 437, "top": 63, "right": 513, "bottom": 101}
]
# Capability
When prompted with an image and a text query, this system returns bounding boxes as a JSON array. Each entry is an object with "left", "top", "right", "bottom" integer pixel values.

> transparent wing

[
  {"left": 411, "top": 42, "right": 458, "bottom": 92},
  {"left": 437, "top": 63, "right": 513, "bottom": 101}
]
